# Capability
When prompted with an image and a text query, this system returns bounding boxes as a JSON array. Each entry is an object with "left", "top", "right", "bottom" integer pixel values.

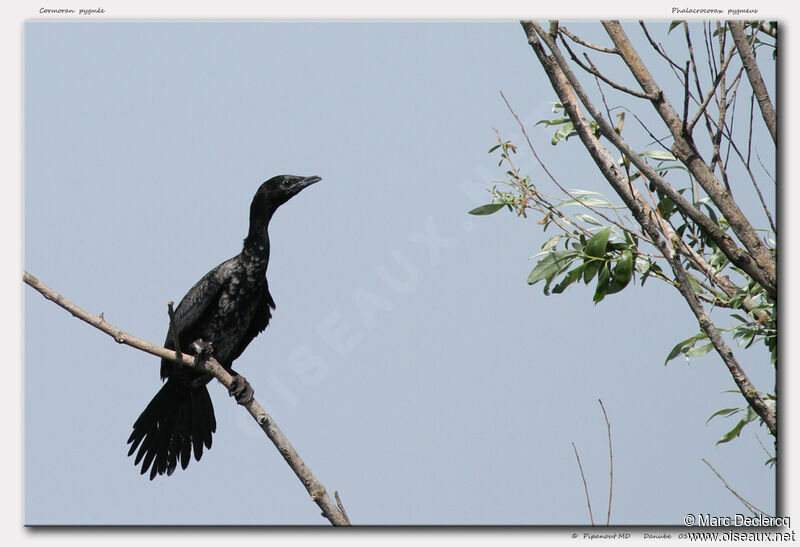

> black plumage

[{"left": 127, "top": 174, "right": 321, "bottom": 479}]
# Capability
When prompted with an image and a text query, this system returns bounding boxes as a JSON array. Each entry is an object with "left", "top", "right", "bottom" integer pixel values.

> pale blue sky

[{"left": 23, "top": 20, "right": 776, "bottom": 526}]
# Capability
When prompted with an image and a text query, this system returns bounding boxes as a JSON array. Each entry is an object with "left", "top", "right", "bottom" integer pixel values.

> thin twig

[
  {"left": 598, "top": 400, "right": 613, "bottom": 526},
  {"left": 23, "top": 270, "right": 351, "bottom": 527},
  {"left": 701, "top": 458, "right": 771, "bottom": 517},
  {"left": 334, "top": 491, "right": 352, "bottom": 525},
  {"left": 559, "top": 24, "right": 617, "bottom": 53},
  {"left": 593, "top": 75, "right": 614, "bottom": 126},
  {"left": 755, "top": 148, "right": 776, "bottom": 185},
  {"left": 682, "top": 60, "right": 690, "bottom": 132},
  {"left": 491, "top": 127, "right": 595, "bottom": 239},
  {"left": 499, "top": 91, "right": 650, "bottom": 245},
  {"left": 687, "top": 43, "right": 738, "bottom": 133},
  {"left": 685, "top": 23, "right": 705, "bottom": 104},
  {"left": 639, "top": 21, "right": 686, "bottom": 73},
  {"left": 753, "top": 432, "right": 775, "bottom": 462},
  {"left": 167, "top": 301, "right": 182, "bottom": 360},
  {"left": 719, "top": 123, "right": 777, "bottom": 233},
  {"left": 558, "top": 33, "right": 656, "bottom": 100},
  {"left": 572, "top": 442, "right": 595, "bottom": 526}
]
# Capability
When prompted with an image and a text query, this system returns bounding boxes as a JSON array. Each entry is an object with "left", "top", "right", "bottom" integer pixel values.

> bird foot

[
  {"left": 229, "top": 374, "right": 254, "bottom": 405},
  {"left": 190, "top": 339, "right": 214, "bottom": 356}
]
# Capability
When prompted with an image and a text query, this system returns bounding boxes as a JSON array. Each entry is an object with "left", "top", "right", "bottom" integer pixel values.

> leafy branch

[{"left": 472, "top": 20, "right": 776, "bottom": 449}]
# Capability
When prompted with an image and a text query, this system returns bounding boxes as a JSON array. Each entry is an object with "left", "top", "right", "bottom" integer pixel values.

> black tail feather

[{"left": 127, "top": 379, "right": 216, "bottom": 479}]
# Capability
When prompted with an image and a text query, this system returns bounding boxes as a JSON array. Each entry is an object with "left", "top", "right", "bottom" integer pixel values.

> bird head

[
  {"left": 244, "top": 174, "right": 322, "bottom": 250},
  {"left": 249, "top": 174, "right": 322, "bottom": 222}
]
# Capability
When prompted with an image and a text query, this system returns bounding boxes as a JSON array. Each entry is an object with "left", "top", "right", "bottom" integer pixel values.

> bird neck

[{"left": 242, "top": 212, "right": 273, "bottom": 264}]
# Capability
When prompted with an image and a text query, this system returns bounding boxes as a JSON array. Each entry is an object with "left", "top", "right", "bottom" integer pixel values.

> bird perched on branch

[{"left": 127, "top": 174, "right": 322, "bottom": 479}]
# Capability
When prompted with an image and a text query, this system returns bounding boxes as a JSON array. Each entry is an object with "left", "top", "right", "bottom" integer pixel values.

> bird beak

[{"left": 297, "top": 175, "right": 322, "bottom": 189}]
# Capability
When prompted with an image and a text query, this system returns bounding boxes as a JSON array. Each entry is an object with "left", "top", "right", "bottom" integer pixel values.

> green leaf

[
  {"left": 668, "top": 21, "right": 683, "bottom": 34},
  {"left": 684, "top": 342, "right": 714, "bottom": 357},
  {"left": 635, "top": 257, "right": 664, "bottom": 286},
  {"left": 585, "top": 227, "right": 612, "bottom": 258},
  {"left": 640, "top": 149, "right": 677, "bottom": 161},
  {"left": 536, "top": 117, "right": 571, "bottom": 127},
  {"left": 624, "top": 230, "right": 638, "bottom": 248},
  {"left": 488, "top": 143, "right": 502, "bottom": 153},
  {"left": 730, "top": 313, "right": 751, "bottom": 324},
  {"left": 657, "top": 196, "right": 675, "bottom": 218},
  {"left": 716, "top": 407, "right": 758, "bottom": 445},
  {"left": 566, "top": 189, "right": 613, "bottom": 204},
  {"left": 575, "top": 213, "right": 602, "bottom": 226},
  {"left": 528, "top": 250, "right": 579, "bottom": 286},
  {"left": 552, "top": 264, "right": 585, "bottom": 294},
  {"left": 716, "top": 419, "right": 747, "bottom": 444},
  {"left": 468, "top": 203, "right": 505, "bottom": 215},
  {"left": 593, "top": 263, "right": 611, "bottom": 303},
  {"left": 541, "top": 234, "right": 563, "bottom": 252},
  {"left": 664, "top": 332, "right": 709, "bottom": 365},
  {"left": 610, "top": 249, "right": 634, "bottom": 291},
  {"left": 551, "top": 122, "right": 574, "bottom": 145},
  {"left": 706, "top": 408, "right": 742, "bottom": 424},
  {"left": 583, "top": 259, "right": 602, "bottom": 284},
  {"left": 557, "top": 197, "right": 611, "bottom": 208}
]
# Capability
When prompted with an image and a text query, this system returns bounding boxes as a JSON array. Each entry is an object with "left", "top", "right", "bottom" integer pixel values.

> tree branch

[
  {"left": 23, "top": 270, "right": 351, "bottom": 526},
  {"left": 600, "top": 21, "right": 776, "bottom": 299},
  {"left": 598, "top": 400, "right": 613, "bottom": 527},
  {"left": 755, "top": 21, "right": 777, "bottom": 39},
  {"left": 686, "top": 43, "right": 738, "bottom": 133},
  {"left": 559, "top": 24, "right": 617, "bottom": 53},
  {"left": 702, "top": 458, "right": 771, "bottom": 517},
  {"left": 572, "top": 442, "right": 595, "bottom": 526},
  {"left": 524, "top": 21, "right": 776, "bottom": 301},
  {"left": 729, "top": 21, "right": 777, "bottom": 144},
  {"left": 558, "top": 34, "right": 656, "bottom": 100},
  {"left": 519, "top": 20, "right": 776, "bottom": 437}
]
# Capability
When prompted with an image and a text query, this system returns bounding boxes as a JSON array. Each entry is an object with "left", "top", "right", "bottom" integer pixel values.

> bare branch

[
  {"left": 684, "top": 23, "right": 705, "bottom": 103},
  {"left": 23, "top": 270, "right": 351, "bottom": 527},
  {"left": 729, "top": 21, "right": 777, "bottom": 144},
  {"left": 572, "top": 442, "right": 595, "bottom": 526},
  {"left": 755, "top": 148, "right": 776, "bottom": 185},
  {"left": 598, "top": 400, "right": 613, "bottom": 526},
  {"left": 638, "top": 21, "right": 685, "bottom": 73},
  {"left": 720, "top": 123, "right": 777, "bottom": 234},
  {"left": 334, "top": 491, "right": 352, "bottom": 525},
  {"left": 681, "top": 61, "right": 690, "bottom": 131},
  {"left": 702, "top": 458, "right": 771, "bottom": 517},
  {"left": 559, "top": 24, "right": 617, "bottom": 53},
  {"left": 754, "top": 432, "right": 775, "bottom": 462},
  {"left": 558, "top": 33, "right": 655, "bottom": 100},
  {"left": 687, "top": 43, "right": 738, "bottom": 133}
]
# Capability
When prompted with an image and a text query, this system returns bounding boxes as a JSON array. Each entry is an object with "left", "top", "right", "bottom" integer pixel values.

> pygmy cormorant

[{"left": 127, "top": 174, "right": 321, "bottom": 479}]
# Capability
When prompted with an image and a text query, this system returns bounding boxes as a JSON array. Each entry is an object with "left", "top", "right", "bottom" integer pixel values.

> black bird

[{"left": 127, "top": 174, "right": 321, "bottom": 479}]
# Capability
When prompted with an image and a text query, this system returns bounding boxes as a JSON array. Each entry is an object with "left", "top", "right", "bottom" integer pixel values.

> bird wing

[
  {"left": 225, "top": 286, "right": 275, "bottom": 364},
  {"left": 164, "top": 266, "right": 226, "bottom": 349}
]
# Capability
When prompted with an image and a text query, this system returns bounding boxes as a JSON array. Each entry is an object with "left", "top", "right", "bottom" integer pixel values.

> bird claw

[
  {"left": 229, "top": 374, "right": 254, "bottom": 405},
  {"left": 190, "top": 339, "right": 214, "bottom": 356}
]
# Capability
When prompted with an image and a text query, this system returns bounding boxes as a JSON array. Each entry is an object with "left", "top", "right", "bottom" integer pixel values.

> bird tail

[{"left": 127, "top": 379, "right": 216, "bottom": 480}]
